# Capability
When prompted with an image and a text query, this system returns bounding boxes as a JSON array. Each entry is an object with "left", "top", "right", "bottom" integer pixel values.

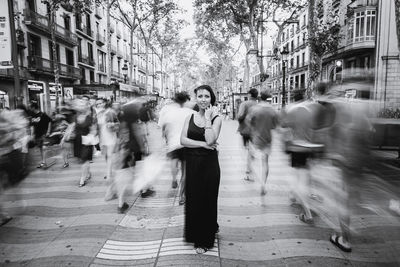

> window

[
  {"left": 89, "top": 70, "right": 94, "bottom": 83},
  {"left": 297, "top": 36, "right": 300, "bottom": 47},
  {"left": 354, "top": 10, "right": 376, "bottom": 42},
  {"left": 303, "top": 32, "right": 306, "bottom": 43},
  {"left": 81, "top": 68, "right": 86, "bottom": 84},
  {"left": 296, "top": 55, "right": 300, "bottom": 68},
  {"left": 88, "top": 43, "right": 93, "bottom": 61},
  {"left": 48, "top": 41, "right": 60, "bottom": 62},
  {"left": 98, "top": 50, "right": 106, "bottom": 72},
  {"left": 366, "top": 10, "right": 376, "bottom": 40},
  {"left": 302, "top": 52, "right": 305, "bottom": 66},
  {"left": 64, "top": 16, "right": 71, "bottom": 31},
  {"left": 291, "top": 40, "right": 294, "bottom": 51},
  {"left": 303, "top": 14, "right": 306, "bottom": 26}
]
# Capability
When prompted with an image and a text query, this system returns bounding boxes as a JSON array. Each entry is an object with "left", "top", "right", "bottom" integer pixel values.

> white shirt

[
  {"left": 158, "top": 103, "right": 194, "bottom": 152},
  {"left": 97, "top": 109, "right": 118, "bottom": 147}
]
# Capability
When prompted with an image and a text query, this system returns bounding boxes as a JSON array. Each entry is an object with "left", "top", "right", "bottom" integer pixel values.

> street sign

[
  {"left": 0, "top": 0, "right": 12, "bottom": 69},
  {"left": 27, "top": 80, "right": 45, "bottom": 93},
  {"left": 49, "top": 83, "right": 62, "bottom": 101}
]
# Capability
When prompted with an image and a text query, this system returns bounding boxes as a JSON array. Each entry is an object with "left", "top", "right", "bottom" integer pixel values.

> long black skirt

[{"left": 184, "top": 149, "right": 220, "bottom": 249}]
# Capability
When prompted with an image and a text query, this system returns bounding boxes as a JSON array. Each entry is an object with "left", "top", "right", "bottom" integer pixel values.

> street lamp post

[
  {"left": 122, "top": 63, "right": 128, "bottom": 84},
  {"left": 281, "top": 47, "right": 289, "bottom": 108}
]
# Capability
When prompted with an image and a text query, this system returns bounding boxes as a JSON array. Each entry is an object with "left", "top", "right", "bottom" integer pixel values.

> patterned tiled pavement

[{"left": 1, "top": 121, "right": 400, "bottom": 266}]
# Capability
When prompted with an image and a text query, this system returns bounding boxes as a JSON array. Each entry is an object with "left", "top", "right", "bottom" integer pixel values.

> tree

[
  {"left": 306, "top": 0, "right": 341, "bottom": 96},
  {"left": 136, "top": 0, "right": 179, "bottom": 94},
  {"left": 42, "top": 0, "right": 93, "bottom": 107},
  {"left": 153, "top": 15, "right": 187, "bottom": 96},
  {"left": 194, "top": 0, "right": 303, "bottom": 92},
  {"left": 395, "top": 0, "right": 400, "bottom": 53}
]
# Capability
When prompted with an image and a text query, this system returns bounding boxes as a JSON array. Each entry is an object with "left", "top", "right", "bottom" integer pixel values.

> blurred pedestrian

[
  {"left": 96, "top": 98, "right": 119, "bottom": 180},
  {"left": 74, "top": 96, "right": 97, "bottom": 187},
  {"left": 30, "top": 102, "right": 52, "bottom": 168},
  {"left": 158, "top": 92, "right": 194, "bottom": 205},
  {"left": 246, "top": 91, "right": 278, "bottom": 195},
  {"left": 282, "top": 90, "right": 324, "bottom": 224},
  {"left": 237, "top": 88, "right": 258, "bottom": 180},
  {"left": 180, "top": 85, "right": 222, "bottom": 254}
]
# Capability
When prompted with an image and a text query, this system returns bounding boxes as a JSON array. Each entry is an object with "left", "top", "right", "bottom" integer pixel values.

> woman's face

[{"left": 196, "top": 89, "right": 211, "bottom": 110}]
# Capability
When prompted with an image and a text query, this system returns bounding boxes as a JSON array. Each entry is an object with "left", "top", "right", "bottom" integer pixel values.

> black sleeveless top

[{"left": 186, "top": 114, "right": 219, "bottom": 155}]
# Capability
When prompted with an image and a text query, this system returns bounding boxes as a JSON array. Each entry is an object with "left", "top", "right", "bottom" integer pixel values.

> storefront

[
  {"left": 119, "top": 83, "right": 140, "bottom": 100},
  {"left": 73, "top": 84, "right": 114, "bottom": 100},
  {"left": 27, "top": 80, "right": 46, "bottom": 112}
]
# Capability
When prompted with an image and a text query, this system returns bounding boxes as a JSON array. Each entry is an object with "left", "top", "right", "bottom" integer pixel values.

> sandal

[
  {"left": 0, "top": 216, "right": 12, "bottom": 227},
  {"left": 299, "top": 213, "right": 313, "bottom": 224},
  {"left": 330, "top": 234, "right": 352, "bottom": 253},
  {"left": 178, "top": 198, "right": 185, "bottom": 206},
  {"left": 195, "top": 247, "right": 208, "bottom": 254},
  {"left": 79, "top": 181, "right": 86, "bottom": 187},
  {"left": 37, "top": 162, "right": 45, "bottom": 168},
  {"left": 62, "top": 162, "right": 69, "bottom": 168}
]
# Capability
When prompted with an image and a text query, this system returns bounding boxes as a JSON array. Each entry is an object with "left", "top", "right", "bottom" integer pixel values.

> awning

[{"left": 120, "top": 83, "right": 140, "bottom": 93}]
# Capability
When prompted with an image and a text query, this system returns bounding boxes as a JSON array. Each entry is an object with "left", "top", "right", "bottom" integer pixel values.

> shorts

[
  {"left": 167, "top": 148, "right": 184, "bottom": 161},
  {"left": 241, "top": 134, "right": 251, "bottom": 147},
  {"left": 291, "top": 152, "right": 312, "bottom": 168},
  {"left": 249, "top": 142, "right": 271, "bottom": 158}
]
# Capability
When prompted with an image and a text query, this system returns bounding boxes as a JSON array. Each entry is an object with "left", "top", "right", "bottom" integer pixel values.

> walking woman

[
  {"left": 74, "top": 97, "right": 96, "bottom": 187},
  {"left": 180, "top": 85, "right": 222, "bottom": 254}
]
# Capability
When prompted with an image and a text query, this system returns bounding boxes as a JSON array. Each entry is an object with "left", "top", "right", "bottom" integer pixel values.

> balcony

[
  {"left": 95, "top": 6, "right": 103, "bottom": 18},
  {"left": 78, "top": 54, "right": 95, "bottom": 67},
  {"left": 352, "top": 0, "right": 378, "bottom": 7},
  {"left": 0, "top": 67, "right": 30, "bottom": 80},
  {"left": 27, "top": 56, "right": 81, "bottom": 79},
  {"left": 76, "top": 24, "right": 94, "bottom": 39},
  {"left": 24, "top": 9, "right": 77, "bottom": 47},
  {"left": 117, "top": 49, "right": 123, "bottom": 58},
  {"left": 111, "top": 70, "right": 122, "bottom": 79},
  {"left": 111, "top": 45, "right": 117, "bottom": 55},
  {"left": 96, "top": 33, "right": 105, "bottom": 46}
]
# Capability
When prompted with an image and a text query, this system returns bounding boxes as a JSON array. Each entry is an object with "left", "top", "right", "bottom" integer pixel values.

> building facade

[
  {"left": 268, "top": 7, "right": 310, "bottom": 108},
  {"left": 1, "top": 0, "right": 162, "bottom": 111}
]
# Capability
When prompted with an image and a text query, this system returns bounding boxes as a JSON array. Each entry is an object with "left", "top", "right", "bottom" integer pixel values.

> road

[{"left": 1, "top": 120, "right": 399, "bottom": 266}]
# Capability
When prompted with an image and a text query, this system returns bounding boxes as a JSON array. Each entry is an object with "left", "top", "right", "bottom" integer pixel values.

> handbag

[{"left": 81, "top": 134, "right": 99, "bottom": 146}]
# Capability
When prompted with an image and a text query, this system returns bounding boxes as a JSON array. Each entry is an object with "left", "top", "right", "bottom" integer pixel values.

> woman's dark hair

[{"left": 194, "top": 85, "right": 216, "bottom": 106}]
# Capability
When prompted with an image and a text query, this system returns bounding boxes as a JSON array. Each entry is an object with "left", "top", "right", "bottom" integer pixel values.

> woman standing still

[{"left": 180, "top": 85, "right": 222, "bottom": 254}]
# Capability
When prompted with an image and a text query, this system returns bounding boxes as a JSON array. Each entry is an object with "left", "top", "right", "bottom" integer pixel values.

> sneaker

[
  {"left": 62, "top": 162, "right": 69, "bottom": 168},
  {"left": 141, "top": 189, "right": 156, "bottom": 198},
  {"left": 118, "top": 202, "right": 129, "bottom": 214},
  {"left": 172, "top": 180, "right": 178, "bottom": 189},
  {"left": 37, "top": 162, "right": 45, "bottom": 168}
]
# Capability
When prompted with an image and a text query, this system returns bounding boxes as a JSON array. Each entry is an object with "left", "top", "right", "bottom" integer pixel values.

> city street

[{"left": 1, "top": 120, "right": 400, "bottom": 266}]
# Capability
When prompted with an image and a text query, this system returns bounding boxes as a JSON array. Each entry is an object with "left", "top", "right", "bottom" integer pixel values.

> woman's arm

[
  {"left": 180, "top": 115, "right": 212, "bottom": 149},
  {"left": 204, "top": 116, "right": 222, "bottom": 146}
]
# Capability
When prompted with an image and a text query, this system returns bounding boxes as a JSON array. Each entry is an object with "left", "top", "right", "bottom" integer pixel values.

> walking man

[
  {"left": 237, "top": 88, "right": 258, "bottom": 180},
  {"left": 246, "top": 91, "right": 278, "bottom": 195},
  {"left": 158, "top": 92, "right": 194, "bottom": 205}
]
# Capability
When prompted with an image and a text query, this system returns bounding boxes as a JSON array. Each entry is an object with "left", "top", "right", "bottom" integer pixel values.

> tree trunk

[
  {"left": 129, "top": 28, "right": 134, "bottom": 86},
  {"left": 244, "top": 53, "right": 250, "bottom": 93},
  {"left": 306, "top": 0, "right": 316, "bottom": 99},
  {"left": 395, "top": 0, "right": 400, "bottom": 53},
  {"left": 145, "top": 45, "right": 149, "bottom": 94},
  {"left": 50, "top": 5, "right": 60, "bottom": 108},
  {"left": 106, "top": 0, "right": 111, "bottom": 84}
]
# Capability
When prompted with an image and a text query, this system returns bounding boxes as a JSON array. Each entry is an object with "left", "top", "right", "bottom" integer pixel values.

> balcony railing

[
  {"left": 96, "top": 33, "right": 105, "bottom": 46},
  {"left": 111, "top": 45, "right": 117, "bottom": 55},
  {"left": 0, "top": 67, "right": 29, "bottom": 79},
  {"left": 24, "top": 9, "right": 77, "bottom": 46},
  {"left": 98, "top": 64, "right": 106, "bottom": 73},
  {"left": 95, "top": 7, "right": 103, "bottom": 18},
  {"left": 76, "top": 24, "right": 93, "bottom": 38},
  {"left": 78, "top": 54, "right": 95, "bottom": 66},
  {"left": 111, "top": 70, "right": 122, "bottom": 78},
  {"left": 28, "top": 56, "right": 81, "bottom": 79},
  {"left": 347, "top": 34, "right": 375, "bottom": 45}
]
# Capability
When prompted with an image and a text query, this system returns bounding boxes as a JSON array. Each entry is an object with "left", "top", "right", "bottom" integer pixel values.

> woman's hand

[
  {"left": 203, "top": 142, "right": 218, "bottom": 150},
  {"left": 205, "top": 105, "right": 213, "bottom": 121}
]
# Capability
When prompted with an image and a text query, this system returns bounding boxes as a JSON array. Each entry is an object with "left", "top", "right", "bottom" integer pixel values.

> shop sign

[
  {"left": 64, "top": 87, "right": 74, "bottom": 100},
  {"left": 0, "top": 0, "right": 12, "bottom": 69},
  {"left": 49, "top": 83, "right": 62, "bottom": 100},
  {"left": 120, "top": 83, "right": 139, "bottom": 93},
  {"left": 27, "top": 80, "right": 45, "bottom": 93}
]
